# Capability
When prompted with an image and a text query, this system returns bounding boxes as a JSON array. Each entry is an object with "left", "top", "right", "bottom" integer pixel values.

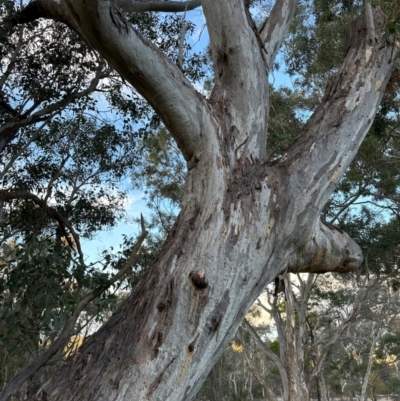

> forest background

[{"left": 1, "top": 0, "right": 400, "bottom": 400}]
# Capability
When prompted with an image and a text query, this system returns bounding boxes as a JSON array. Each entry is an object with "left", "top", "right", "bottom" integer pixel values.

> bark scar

[{"left": 147, "top": 357, "right": 176, "bottom": 396}]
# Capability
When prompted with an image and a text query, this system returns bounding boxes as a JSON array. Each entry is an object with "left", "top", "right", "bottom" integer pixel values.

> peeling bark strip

[{"left": 3, "top": 1, "right": 398, "bottom": 401}]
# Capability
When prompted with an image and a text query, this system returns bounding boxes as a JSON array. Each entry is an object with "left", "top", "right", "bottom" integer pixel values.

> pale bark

[
  {"left": 359, "top": 322, "right": 381, "bottom": 401},
  {"left": 22, "top": 0, "right": 212, "bottom": 164},
  {"left": 284, "top": 274, "right": 309, "bottom": 401},
  {"left": 5, "top": 1, "right": 398, "bottom": 401},
  {"left": 260, "top": 0, "right": 298, "bottom": 67},
  {"left": 318, "top": 374, "right": 329, "bottom": 401}
]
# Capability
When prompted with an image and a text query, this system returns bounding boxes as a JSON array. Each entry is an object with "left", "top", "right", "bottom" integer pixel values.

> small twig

[
  {"left": 177, "top": 22, "right": 189, "bottom": 71},
  {"left": 177, "top": 4, "right": 189, "bottom": 71},
  {"left": 365, "top": 1, "right": 376, "bottom": 45}
]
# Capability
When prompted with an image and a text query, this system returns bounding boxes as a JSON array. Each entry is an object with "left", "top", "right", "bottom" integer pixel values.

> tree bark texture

[{"left": 9, "top": 1, "right": 398, "bottom": 400}]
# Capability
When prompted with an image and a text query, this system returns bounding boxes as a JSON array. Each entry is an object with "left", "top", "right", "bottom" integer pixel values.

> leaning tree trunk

[
  {"left": 7, "top": 1, "right": 397, "bottom": 400},
  {"left": 360, "top": 323, "right": 383, "bottom": 401},
  {"left": 318, "top": 374, "right": 329, "bottom": 401},
  {"left": 284, "top": 276, "right": 309, "bottom": 401}
]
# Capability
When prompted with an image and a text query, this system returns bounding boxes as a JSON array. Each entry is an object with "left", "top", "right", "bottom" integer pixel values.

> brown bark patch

[
  {"left": 345, "top": 7, "right": 386, "bottom": 52},
  {"left": 223, "top": 159, "right": 266, "bottom": 220},
  {"left": 189, "top": 270, "right": 208, "bottom": 289}
]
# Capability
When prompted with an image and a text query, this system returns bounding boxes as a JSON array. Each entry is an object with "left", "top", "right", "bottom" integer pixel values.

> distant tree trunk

[
  {"left": 240, "top": 335, "right": 279, "bottom": 401},
  {"left": 209, "top": 367, "right": 218, "bottom": 401},
  {"left": 246, "top": 371, "right": 254, "bottom": 401},
  {"left": 230, "top": 372, "right": 238, "bottom": 397},
  {"left": 360, "top": 323, "right": 383, "bottom": 401},
  {"left": 4, "top": 1, "right": 397, "bottom": 401},
  {"left": 318, "top": 374, "right": 329, "bottom": 401},
  {"left": 248, "top": 272, "right": 371, "bottom": 401},
  {"left": 284, "top": 274, "right": 309, "bottom": 401}
]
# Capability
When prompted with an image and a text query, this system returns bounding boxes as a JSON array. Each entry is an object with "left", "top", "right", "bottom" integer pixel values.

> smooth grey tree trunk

[
  {"left": 318, "top": 374, "right": 329, "bottom": 401},
  {"left": 209, "top": 367, "right": 218, "bottom": 401},
  {"left": 5, "top": 1, "right": 398, "bottom": 400}
]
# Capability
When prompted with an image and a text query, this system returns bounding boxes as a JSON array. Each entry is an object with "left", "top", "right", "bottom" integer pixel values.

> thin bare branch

[
  {"left": 329, "top": 184, "right": 368, "bottom": 224},
  {"left": 0, "top": 67, "right": 108, "bottom": 151},
  {"left": 177, "top": 21, "right": 189, "bottom": 71},
  {"left": 117, "top": 0, "right": 201, "bottom": 13},
  {"left": 0, "top": 26, "right": 25, "bottom": 90},
  {"left": 260, "top": 0, "right": 298, "bottom": 68},
  {"left": 365, "top": 1, "right": 376, "bottom": 44},
  {"left": 242, "top": 318, "right": 288, "bottom": 390},
  {"left": 306, "top": 284, "right": 371, "bottom": 387},
  {"left": 238, "top": 328, "right": 279, "bottom": 401},
  {"left": 0, "top": 115, "right": 54, "bottom": 175}
]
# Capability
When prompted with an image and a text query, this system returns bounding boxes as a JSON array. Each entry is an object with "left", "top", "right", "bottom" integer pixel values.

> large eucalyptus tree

[{"left": 4, "top": 0, "right": 399, "bottom": 400}]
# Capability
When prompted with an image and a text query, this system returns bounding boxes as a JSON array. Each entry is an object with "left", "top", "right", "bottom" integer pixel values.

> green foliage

[
  {"left": 285, "top": 0, "right": 363, "bottom": 93},
  {"left": 268, "top": 339, "right": 280, "bottom": 356},
  {"left": 132, "top": 128, "right": 186, "bottom": 240},
  {"left": 267, "top": 86, "right": 310, "bottom": 158}
]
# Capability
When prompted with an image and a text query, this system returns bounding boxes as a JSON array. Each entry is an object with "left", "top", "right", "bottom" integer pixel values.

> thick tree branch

[
  {"left": 365, "top": 1, "right": 376, "bottom": 45},
  {"left": 8, "top": 0, "right": 202, "bottom": 26},
  {"left": 177, "top": 20, "right": 189, "bottom": 71},
  {"left": 275, "top": 8, "right": 397, "bottom": 252},
  {"left": 17, "top": 0, "right": 212, "bottom": 163},
  {"left": 284, "top": 7, "right": 394, "bottom": 190},
  {"left": 292, "top": 219, "right": 363, "bottom": 273},
  {"left": 0, "top": 217, "right": 148, "bottom": 401},
  {"left": 202, "top": 0, "right": 269, "bottom": 159},
  {"left": 116, "top": 0, "right": 201, "bottom": 13},
  {"left": 260, "top": 0, "right": 298, "bottom": 68}
]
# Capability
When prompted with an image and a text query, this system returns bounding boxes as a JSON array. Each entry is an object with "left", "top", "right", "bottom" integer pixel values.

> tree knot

[{"left": 189, "top": 270, "right": 208, "bottom": 289}]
